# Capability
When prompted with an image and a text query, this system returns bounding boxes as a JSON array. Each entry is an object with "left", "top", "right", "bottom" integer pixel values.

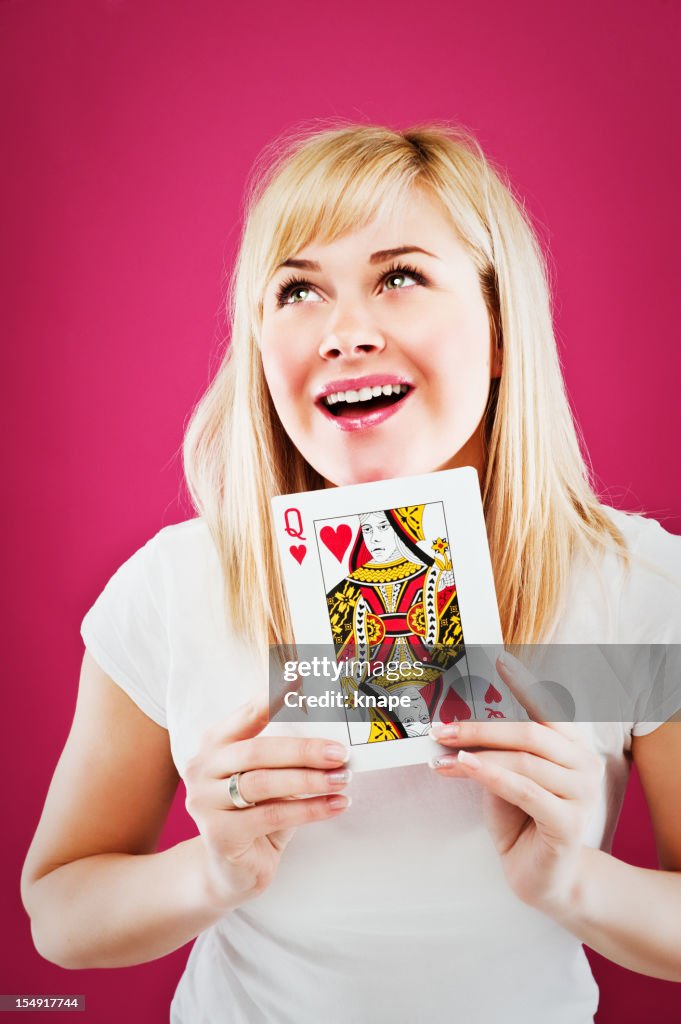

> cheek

[
  {"left": 260, "top": 353, "right": 284, "bottom": 402},
  {"left": 425, "top": 306, "right": 491, "bottom": 390},
  {"left": 260, "top": 336, "right": 306, "bottom": 408}
]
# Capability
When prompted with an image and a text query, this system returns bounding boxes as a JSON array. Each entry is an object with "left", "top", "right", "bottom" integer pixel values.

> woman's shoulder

[
  {"left": 562, "top": 505, "right": 681, "bottom": 643},
  {"left": 550, "top": 506, "right": 680, "bottom": 644},
  {"left": 142, "top": 517, "right": 226, "bottom": 599},
  {"left": 602, "top": 505, "right": 681, "bottom": 569},
  {"left": 141, "top": 516, "right": 217, "bottom": 568},
  {"left": 600, "top": 506, "right": 681, "bottom": 604},
  {"left": 151, "top": 515, "right": 213, "bottom": 549},
  {"left": 93, "top": 518, "right": 221, "bottom": 611}
]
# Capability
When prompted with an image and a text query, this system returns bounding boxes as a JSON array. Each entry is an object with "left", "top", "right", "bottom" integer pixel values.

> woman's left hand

[{"left": 430, "top": 652, "right": 605, "bottom": 918}]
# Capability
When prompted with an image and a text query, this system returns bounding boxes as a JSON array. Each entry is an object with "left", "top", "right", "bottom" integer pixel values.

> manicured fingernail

[
  {"left": 457, "top": 749, "right": 482, "bottom": 769},
  {"left": 430, "top": 723, "right": 460, "bottom": 739},
  {"left": 327, "top": 770, "right": 352, "bottom": 786},
  {"left": 430, "top": 755, "right": 458, "bottom": 769},
  {"left": 324, "top": 743, "right": 349, "bottom": 763},
  {"left": 328, "top": 795, "right": 351, "bottom": 811}
]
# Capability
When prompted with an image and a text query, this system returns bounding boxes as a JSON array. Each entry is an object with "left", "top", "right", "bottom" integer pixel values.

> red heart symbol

[
  {"left": 290, "top": 545, "right": 306, "bottom": 565},
  {"left": 320, "top": 523, "right": 352, "bottom": 563},
  {"left": 485, "top": 683, "right": 502, "bottom": 704},
  {"left": 439, "top": 688, "right": 472, "bottom": 723}
]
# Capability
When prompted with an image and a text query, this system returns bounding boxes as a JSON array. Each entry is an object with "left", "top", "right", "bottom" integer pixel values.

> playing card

[{"left": 270, "top": 467, "right": 512, "bottom": 771}]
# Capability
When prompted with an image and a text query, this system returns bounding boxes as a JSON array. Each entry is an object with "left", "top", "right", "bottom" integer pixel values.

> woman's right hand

[{"left": 184, "top": 700, "right": 351, "bottom": 911}]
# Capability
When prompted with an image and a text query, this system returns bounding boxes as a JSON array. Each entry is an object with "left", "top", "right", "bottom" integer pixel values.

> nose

[{"left": 318, "top": 311, "right": 386, "bottom": 361}]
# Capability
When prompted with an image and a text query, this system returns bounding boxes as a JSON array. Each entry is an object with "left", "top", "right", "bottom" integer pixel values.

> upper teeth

[{"left": 324, "top": 383, "right": 409, "bottom": 406}]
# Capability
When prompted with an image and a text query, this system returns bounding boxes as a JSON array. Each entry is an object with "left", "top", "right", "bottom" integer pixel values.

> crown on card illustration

[{"left": 393, "top": 505, "right": 425, "bottom": 543}]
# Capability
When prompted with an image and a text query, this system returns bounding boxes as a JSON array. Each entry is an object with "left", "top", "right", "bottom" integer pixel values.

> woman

[{"left": 21, "top": 123, "right": 681, "bottom": 1022}]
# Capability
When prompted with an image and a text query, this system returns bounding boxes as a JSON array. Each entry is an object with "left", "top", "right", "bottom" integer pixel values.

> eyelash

[{"left": 275, "top": 261, "right": 429, "bottom": 308}]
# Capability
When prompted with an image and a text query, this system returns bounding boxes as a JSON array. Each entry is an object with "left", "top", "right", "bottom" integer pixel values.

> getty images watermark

[
  {"left": 282, "top": 656, "right": 428, "bottom": 711},
  {"left": 269, "top": 644, "right": 681, "bottom": 725}
]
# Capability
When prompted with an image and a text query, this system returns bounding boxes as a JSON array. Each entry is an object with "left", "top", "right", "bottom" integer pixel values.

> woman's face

[{"left": 260, "top": 187, "right": 500, "bottom": 486}]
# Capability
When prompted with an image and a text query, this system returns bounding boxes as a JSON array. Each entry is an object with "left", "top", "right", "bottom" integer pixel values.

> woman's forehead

[{"left": 277, "top": 185, "right": 451, "bottom": 263}]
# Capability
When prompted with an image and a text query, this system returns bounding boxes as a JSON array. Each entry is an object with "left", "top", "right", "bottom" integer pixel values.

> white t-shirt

[{"left": 80, "top": 507, "right": 681, "bottom": 1024}]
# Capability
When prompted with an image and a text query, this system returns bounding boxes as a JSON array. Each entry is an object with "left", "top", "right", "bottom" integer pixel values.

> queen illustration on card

[{"left": 317, "top": 503, "right": 470, "bottom": 743}]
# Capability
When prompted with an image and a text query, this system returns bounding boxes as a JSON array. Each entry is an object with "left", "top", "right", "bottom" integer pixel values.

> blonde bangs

[
  {"left": 241, "top": 124, "right": 499, "bottom": 328},
  {"left": 241, "top": 131, "right": 427, "bottom": 323}
]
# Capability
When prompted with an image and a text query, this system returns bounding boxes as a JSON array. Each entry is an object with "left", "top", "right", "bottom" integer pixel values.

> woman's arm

[
  {"left": 22, "top": 650, "right": 351, "bottom": 970},
  {"left": 20, "top": 651, "right": 226, "bottom": 968},
  {"left": 556, "top": 717, "right": 681, "bottom": 981},
  {"left": 431, "top": 654, "right": 681, "bottom": 982}
]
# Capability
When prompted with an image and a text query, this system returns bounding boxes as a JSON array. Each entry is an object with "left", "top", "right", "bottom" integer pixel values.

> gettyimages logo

[{"left": 282, "top": 655, "right": 426, "bottom": 685}]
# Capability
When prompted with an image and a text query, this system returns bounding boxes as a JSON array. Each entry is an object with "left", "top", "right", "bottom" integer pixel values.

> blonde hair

[{"left": 182, "top": 121, "right": 627, "bottom": 653}]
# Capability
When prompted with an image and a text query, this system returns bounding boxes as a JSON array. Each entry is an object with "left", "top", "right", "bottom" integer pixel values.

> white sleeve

[
  {"left": 626, "top": 516, "right": 681, "bottom": 737},
  {"left": 80, "top": 533, "right": 170, "bottom": 728},
  {"left": 631, "top": 645, "right": 681, "bottom": 736}
]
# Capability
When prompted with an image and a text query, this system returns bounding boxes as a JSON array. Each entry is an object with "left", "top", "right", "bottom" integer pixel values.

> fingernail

[
  {"left": 324, "top": 743, "right": 349, "bottom": 763},
  {"left": 327, "top": 769, "right": 352, "bottom": 786},
  {"left": 498, "top": 651, "right": 517, "bottom": 670},
  {"left": 457, "top": 749, "right": 482, "bottom": 770},
  {"left": 430, "top": 723, "right": 460, "bottom": 739},
  {"left": 430, "top": 755, "right": 458, "bottom": 769},
  {"left": 328, "top": 794, "right": 351, "bottom": 811}
]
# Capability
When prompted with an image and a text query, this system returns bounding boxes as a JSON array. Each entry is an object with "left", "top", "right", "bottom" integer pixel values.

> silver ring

[{"left": 227, "top": 772, "right": 255, "bottom": 809}]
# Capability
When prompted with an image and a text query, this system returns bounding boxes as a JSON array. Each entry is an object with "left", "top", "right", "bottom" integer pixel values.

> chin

[{"left": 324, "top": 460, "right": 409, "bottom": 487}]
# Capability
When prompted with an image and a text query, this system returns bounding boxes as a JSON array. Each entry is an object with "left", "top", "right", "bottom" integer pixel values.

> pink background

[{"left": 2, "top": 0, "right": 680, "bottom": 1020}]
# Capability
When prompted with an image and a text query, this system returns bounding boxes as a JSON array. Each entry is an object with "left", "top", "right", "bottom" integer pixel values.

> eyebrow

[{"left": 275, "top": 245, "right": 438, "bottom": 273}]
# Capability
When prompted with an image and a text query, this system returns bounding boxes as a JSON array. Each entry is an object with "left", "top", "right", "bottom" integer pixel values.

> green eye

[
  {"left": 276, "top": 278, "right": 322, "bottom": 307},
  {"left": 289, "top": 286, "right": 310, "bottom": 303},
  {"left": 384, "top": 273, "right": 410, "bottom": 290},
  {"left": 381, "top": 263, "right": 427, "bottom": 291}
]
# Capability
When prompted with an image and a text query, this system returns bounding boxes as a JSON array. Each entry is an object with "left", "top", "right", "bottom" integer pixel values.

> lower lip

[{"left": 316, "top": 391, "right": 413, "bottom": 432}]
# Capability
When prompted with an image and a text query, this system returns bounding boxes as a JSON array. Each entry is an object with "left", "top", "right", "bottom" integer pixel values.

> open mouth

[{"left": 321, "top": 383, "right": 411, "bottom": 418}]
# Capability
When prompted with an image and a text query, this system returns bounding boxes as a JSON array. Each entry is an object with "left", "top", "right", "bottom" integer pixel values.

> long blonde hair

[{"left": 182, "top": 121, "right": 627, "bottom": 652}]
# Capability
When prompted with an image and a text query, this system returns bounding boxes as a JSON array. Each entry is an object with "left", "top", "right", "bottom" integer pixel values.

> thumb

[
  {"left": 268, "top": 827, "right": 297, "bottom": 853},
  {"left": 220, "top": 698, "right": 271, "bottom": 743}
]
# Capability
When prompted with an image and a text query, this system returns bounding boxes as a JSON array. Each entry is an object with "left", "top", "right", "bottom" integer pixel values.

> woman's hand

[
  {"left": 185, "top": 700, "right": 351, "bottom": 911},
  {"left": 430, "top": 653, "right": 605, "bottom": 918}
]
